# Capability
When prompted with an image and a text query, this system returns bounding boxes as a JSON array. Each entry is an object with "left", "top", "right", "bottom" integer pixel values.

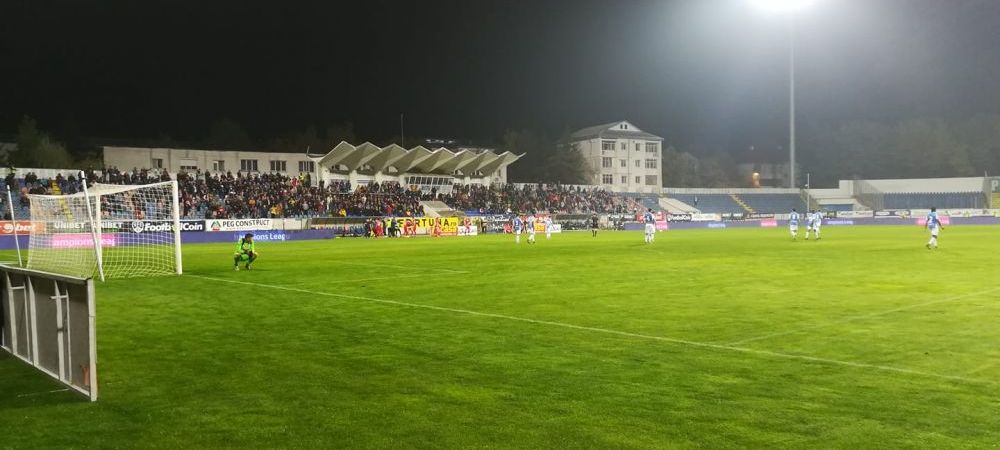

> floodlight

[{"left": 749, "top": 0, "right": 818, "bottom": 13}]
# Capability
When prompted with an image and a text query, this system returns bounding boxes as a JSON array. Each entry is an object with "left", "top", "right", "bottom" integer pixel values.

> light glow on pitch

[{"left": 749, "top": 0, "right": 819, "bottom": 13}]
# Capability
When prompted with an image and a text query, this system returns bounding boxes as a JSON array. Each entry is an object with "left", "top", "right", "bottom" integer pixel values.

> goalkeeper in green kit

[{"left": 233, "top": 233, "right": 258, "bottom": 271}]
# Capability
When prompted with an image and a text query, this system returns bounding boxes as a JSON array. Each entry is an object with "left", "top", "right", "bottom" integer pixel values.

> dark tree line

[
  {"left": 5, "top": 115, "right": 1000, "bottom": 187},
  {"left": 800, "top": 115, "right": 1000, "bottom": 186},
  {"left": 502, "top": 129, "right": 594, "bottom": 185}
]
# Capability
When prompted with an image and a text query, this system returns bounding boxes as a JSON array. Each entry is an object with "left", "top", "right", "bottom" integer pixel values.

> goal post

[{"left": 26, "top": 180, "right": 183, "bottom": 280}]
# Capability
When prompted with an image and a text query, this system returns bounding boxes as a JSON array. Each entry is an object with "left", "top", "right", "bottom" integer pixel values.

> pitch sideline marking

[
  {"left": 965, "top": 361, "right": 997, "bottom": 376},
  {"left": 284, "top": 273, "right": 457, "bottom": 286},
  {"left": 191, "top": 275, "right": 990, "bottom": 385},
  {"left": 726, "top": 286, "right": 1000, "bottom": 346},
  {"left": 334, "top": 260, "right": 468, "bottom": 274}
]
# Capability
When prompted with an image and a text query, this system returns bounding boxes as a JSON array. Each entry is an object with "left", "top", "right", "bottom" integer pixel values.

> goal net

[{"left": 26, "top": 181, "right": 182, "bottom": 280}]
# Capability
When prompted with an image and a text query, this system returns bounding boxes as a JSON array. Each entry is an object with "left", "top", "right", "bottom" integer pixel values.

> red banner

[{"left": 0, "top": 221, "right": 43, "bottom": 235}]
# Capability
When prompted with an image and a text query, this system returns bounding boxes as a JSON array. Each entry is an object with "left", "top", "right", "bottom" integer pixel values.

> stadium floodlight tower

[{"left": 750, "top": 0, "right": 819, "bottom": 188}]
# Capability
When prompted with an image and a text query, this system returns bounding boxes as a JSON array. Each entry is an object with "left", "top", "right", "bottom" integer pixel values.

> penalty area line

[{"left": 191, "top": 275, "right": 991, "bottom": 386}]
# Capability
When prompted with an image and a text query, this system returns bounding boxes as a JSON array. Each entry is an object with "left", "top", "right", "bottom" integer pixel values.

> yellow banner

[{"left": 393, "top": 217, "right": 460, "bottom": 236}]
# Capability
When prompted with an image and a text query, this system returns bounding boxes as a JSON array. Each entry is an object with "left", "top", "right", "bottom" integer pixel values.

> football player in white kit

[
  {"left": 513, "top": 215, "right": 523, "bottom": 244},
  {"left": 643, "top": 208, "right": 656, "bottom": 244},
  {"left": 805, "top": 209, "right": 819, "bottom": 240},
  {"left": 543, "top": 215, "right": 553, "bottom": 240},
  {"left": 788, "top": 208, "right": 800, "bottom": 241},
  {"left": 925, "top": 207, "right": 943, "bottom": 249},
  {"left": 811, "top": 210, "right": 822, "bottom": 240},
  {"left": 526, "top": 213, "right": 537, "bottom": 244}
]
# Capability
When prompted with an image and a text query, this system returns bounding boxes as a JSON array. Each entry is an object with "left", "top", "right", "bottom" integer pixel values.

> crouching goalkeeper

[{"left": 233, "top": 233, "right": 258, "bottom": 271}]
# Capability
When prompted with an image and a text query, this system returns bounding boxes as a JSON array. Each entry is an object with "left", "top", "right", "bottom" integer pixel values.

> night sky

[{"left": 3, "top": 0, "right": 1000, "bottom": 153}]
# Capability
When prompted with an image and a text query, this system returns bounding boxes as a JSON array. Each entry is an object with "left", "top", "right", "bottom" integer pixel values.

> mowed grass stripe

[
  {"left": 190, "top": 274, "right": 992, "bottom": 385},
  {"left": 726, "top": 285, "right": 1000, "bottom": 345}
]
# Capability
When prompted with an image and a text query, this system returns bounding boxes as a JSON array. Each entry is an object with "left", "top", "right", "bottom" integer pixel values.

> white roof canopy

[{"left": 316, "top": 142, "right": 522, "bottom": 176}]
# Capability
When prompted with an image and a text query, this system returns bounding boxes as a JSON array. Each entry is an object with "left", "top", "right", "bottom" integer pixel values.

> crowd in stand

[
  {"left": 3, "top": 167, "right": 633, "bottom": 219},
  {"left": 93, "top": 168, "right": 426, "bottom": 219},
  {"left": 439, "top": 183, "right": 635, "bottom": 215}
]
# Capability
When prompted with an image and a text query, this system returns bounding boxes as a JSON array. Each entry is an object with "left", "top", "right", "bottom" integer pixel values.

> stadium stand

[
  {"left": 657, "top": 197, "right": 699, "bottom": 213},
  {"left": 629, "top": 194, "right": 662, "bottom": 212},
  {"left": 2, "top": 168, "right": 991, "bottom": 221},
  {"left": 666, "top": 194, "right": 743, "bottom": 214},
  {"left": 2, "top": 169, "right": 638, "bottom": 219},
  {"left": 818, "top": 203, "right": 855, "bottom": 212},
  {"left": 882, "top": 192, "right": 984, "bottom": 209},
  {"left": 738, "top": 193, "right": 807, "bottom": 214},
  {"left": 441, "top": 184, "right": 636, "bottom": 215}
]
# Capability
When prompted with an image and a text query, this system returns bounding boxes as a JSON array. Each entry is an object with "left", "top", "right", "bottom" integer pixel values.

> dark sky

[{"left": 3, "top": 0, "right": 1000, "bottom": 153}]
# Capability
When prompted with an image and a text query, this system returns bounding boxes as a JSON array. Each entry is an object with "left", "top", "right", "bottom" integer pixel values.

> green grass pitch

[{"left": 2, "top": 226, "right": 999, "bottom": 448}]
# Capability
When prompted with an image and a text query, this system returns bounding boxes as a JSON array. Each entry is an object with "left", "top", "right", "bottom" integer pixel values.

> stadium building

[
  {"left": 568, "top": 120, "right": 663, "bottom": 194},
  {"left": 103, "top": 143, "right": 522, "bottom": 194}
]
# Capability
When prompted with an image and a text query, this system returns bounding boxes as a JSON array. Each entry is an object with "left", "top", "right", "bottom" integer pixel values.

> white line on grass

[
  {"left": 965, "top": 361, "right": 997, "bottom": 376},
  {"left": 334, "top": 260, "right": 469, "bottom": 274},
  {"left": 16, "top": 388, "right": 70, "bottom": 398},
  {"left": 284, "top": 273, "right": 436, "bottom": 286},
  {"left": 190, "top": 274, "right": 991, "bottom": 385},
  {"left": 726, "top": 286, "right": 1000, "bottom": 346}
]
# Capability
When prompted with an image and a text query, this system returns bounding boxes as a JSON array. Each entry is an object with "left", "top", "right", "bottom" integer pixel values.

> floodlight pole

[
  {"left": 805, "top": 172, "right": 811, "bottom": 210},
  {"left": 788, "top": 19, "right": 797, "bottom": 189}
]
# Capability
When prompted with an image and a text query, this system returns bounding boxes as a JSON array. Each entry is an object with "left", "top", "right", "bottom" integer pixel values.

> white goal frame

[{"left": 26, "top": 178, "right": 183, "bottom": 281}]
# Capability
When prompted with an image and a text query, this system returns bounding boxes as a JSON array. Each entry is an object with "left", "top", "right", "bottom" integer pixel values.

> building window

[
  {"left": 601, "top": 140, "right": 615, "bottom": 151},
  {"left": 240, "top": 159, "right": 258, "bottom": 172},
  {"left": 621, "top": 175, "right": 627, "bottom": 184},
  {"left": 620, "top": 142, "right": 626, "bottom": 150},
  {"left": 602, "top": 174, "right": 613, "bottom": 184},
  {"left": 299, "top": 161, "right": 315, "bottom": 172},
  {"left": 646, "top": 175, "right": 658, "bottom": 186},
  {"left": 151, "top": 158, "right": 163, "bottom": 169},
  {"left": 602, "top": 157, "right": 613, "bottom": 169},
  {"left": 270, "top": 160, "right": 287, "bottom": 172},
  {"left": 635, "top": 143, "right": 640, "bottom": 151},
  {"left": 635, "top": 176, "right": 641, "bottom": 184},
  {"left": 620, "top": 159, "right": 626, "bottom": 168},
  {"left": 646, "top": 143, "right": 658, "bottom": 153},
  {"left": 635, "top": 160, "right": 641, "bottom": 168},
  {"left": 212, "top": 160, "right": 225, "bottom": 171},
  {"left": 180, "top": 165, "right": 198, "bottom": 172},
  {"left": 645, "top": 159, "right": 658, "bottom": 169}
]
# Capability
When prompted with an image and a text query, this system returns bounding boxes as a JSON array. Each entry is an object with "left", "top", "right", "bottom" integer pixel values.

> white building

[
  {"left": 103, "top": 143, "right": 521, "bottom": 194},
  {"left": 568, "top": 120, "right": 663, "bottom": 193}
]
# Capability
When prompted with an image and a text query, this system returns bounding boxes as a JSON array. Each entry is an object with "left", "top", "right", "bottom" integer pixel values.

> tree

[
  {"left": 503, "top": 129, "right": 595, "bottom": 184},
  {"left": 544, "top": 142, "right": 594, "bottom": 184},
  {"left": 325, "top": 122, "right": 358, "bottom": 147},
  {"left": 503, "top": 129, "right": 549, "bottom": 182},
  {"left": 11, "top": 116, "right": 73, "bottom": 169},
  {"left": 205, "top": 118, "right": 253, "bottom": 150},
  {"left": 662, "top": 146, "right": 701, "bottom": 187},
  {"left": 269, "top": 122, "right": 357, "bottom": 153}
]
